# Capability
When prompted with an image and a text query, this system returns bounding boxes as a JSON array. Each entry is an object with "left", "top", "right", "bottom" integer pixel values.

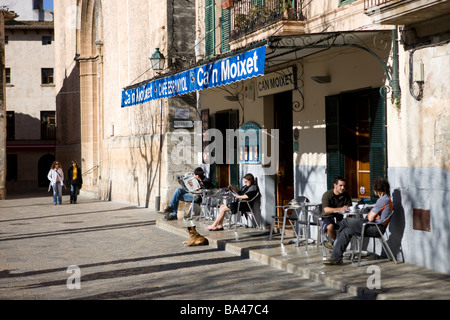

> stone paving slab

[{"left": 157, "top": 214, "right": 450, "bottom": 300}]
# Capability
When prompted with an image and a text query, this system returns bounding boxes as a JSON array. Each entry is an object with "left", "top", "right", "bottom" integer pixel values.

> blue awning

[{"left": 121, "top": 45, "right": 266, "bottom": 107}]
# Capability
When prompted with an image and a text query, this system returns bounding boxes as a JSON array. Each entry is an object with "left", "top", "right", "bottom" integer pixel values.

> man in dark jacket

[{"left": 68, "top": 160, "right": 83, "bottom": 204}]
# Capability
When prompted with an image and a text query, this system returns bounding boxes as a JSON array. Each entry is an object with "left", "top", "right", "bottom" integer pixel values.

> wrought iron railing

[
  {"left": 364, "top": 0, "right": 397, "bottom": 10},
  {"left": 230, "top": 0, "right": 305, "bottom": 40}
]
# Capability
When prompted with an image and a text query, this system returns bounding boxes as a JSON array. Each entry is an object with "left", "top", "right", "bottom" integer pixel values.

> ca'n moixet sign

[
  {"left": 121, "top": 46, "right": 266, "bottom": 107},
  {"left": 256, "top": 67, "right": 295, "bottom": 97}
]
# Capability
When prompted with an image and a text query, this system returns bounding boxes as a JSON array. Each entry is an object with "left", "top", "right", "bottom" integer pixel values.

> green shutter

[
  {"left": 221, "top": 7, "right": 231, "bottom": 53},
  {"left": 325, "top": 95, "right": 344, "bottom": 190},
  {"left": 369, "top": 87, "right": 387, "bottom": 200},
  {"left": 205, "top": 0, "right": 215, "bottom": 58}
]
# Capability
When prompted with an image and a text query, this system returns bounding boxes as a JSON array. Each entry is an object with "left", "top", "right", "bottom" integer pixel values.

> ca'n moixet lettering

[{"left": 221, "top": 50, "right": 259, "bottom": 82}]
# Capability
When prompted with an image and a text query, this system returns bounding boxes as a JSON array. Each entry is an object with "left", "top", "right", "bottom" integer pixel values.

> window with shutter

[
  {"left": 205, "top": 0, "right": 215, "bottom": 58},
  {"left": 369, "top": 87, "right": 387, "bottom": 200},
  {"left": 325, "top": 88, "right": 386, "bottom": 200},
  {"left": 325, "top": 95, "right": 344, "bottom": 190},
  {"left": 221, "top": 7, "right": 231, "bottom": 53}
]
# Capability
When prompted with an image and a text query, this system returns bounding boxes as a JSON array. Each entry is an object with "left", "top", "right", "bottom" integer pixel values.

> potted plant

[
  {"left": 222, "top": 0, "right": 234, "bottom": 9},
  {"left": 282, "top": 0, "right": 293, "bottom": 19}
]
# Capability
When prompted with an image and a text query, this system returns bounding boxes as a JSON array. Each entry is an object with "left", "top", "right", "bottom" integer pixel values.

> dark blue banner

[{"left": 121, "top": 46, "right": 266, "bottom": 107}]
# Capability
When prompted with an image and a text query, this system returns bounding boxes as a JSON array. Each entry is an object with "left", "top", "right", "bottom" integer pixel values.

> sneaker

[
  {"left": 164, "top": 214, "right": 177, "bottom": 221},
  {"left": 323, "top": 256, "right": 343, "bottom": 265},
  {"left": 323, "top": 241, "right": 334, "bottom": 250},
  {"left": 163, "top": 205, "right": 174, "bottom": 214}
]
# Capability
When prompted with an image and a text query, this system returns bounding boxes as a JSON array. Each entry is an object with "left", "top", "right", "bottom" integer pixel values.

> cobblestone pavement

[{"left": 0, "top": 194, "right": 356, "bottom": 301}]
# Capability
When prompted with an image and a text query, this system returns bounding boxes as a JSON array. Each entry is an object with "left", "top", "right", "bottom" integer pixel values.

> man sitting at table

[
  {"left": 321, "top": 176, "right": 353, "bottom": 248},
  {"left": 164, "top": 167, "right": 213, "bottom": 221},
  {"left": 323, "top": 177, "right": 393, "bottom": 265}
]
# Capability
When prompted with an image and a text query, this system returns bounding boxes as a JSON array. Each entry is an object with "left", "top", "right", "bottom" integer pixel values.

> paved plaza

[
  {"left": 1, "top": 192, "right": 449, "bottom": 304},
  {"left": 0, "top": 193, "right": 355, "bottom": 301}
]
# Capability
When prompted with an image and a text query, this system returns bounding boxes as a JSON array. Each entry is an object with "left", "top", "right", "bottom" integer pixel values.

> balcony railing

[
  {"left": 364, "top": 0, "right": 396, "bottom": 10},
  {"left": 230, "top": 0, "right": 305, "bottom": 40}
]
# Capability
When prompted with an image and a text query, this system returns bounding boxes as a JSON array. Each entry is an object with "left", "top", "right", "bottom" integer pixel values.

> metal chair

[
  {"left": 228, "top": 191, "right": 261, "bottom": 231},
  {"left": 351, "top": 210, "right": 397, "bottom": 266},
  {"left": 269, "top": 196, "right": 309, "bottom": 243}
]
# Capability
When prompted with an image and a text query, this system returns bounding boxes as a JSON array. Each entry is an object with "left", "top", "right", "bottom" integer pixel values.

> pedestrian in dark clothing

[{"left": 68, "top": 160, "right": 83, "bottom": 204}]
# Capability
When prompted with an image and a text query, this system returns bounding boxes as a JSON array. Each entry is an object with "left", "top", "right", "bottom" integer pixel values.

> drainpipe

[
  {"left": 155, "top": 98, "right": 163, "bottom": 211},
  {"left": 391, "top": 27, "right": 400, "bottom": 100}
]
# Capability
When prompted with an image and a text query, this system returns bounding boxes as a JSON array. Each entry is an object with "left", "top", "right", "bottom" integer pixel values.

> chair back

[{"left": 379, "top": 210, "right": 395, "bottom": 228}]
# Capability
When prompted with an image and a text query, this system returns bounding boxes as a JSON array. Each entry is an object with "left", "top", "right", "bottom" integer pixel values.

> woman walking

[
  {"left": 48, "top": 161, "right": 64, "bottom": 205},
  {"left": 68, "top": 160, "right": 83, "bottom": 204}
]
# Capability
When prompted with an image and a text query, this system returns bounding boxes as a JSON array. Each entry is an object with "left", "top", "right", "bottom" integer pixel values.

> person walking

[
  {"left": 48, "top": 161, "right": 64, "bottom": 205},
  {"left": 68, "top": 160, "right": 83, "bottom": 204}
]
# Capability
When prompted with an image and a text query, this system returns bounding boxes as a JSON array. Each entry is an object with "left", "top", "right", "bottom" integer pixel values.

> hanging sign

[
  {"left": 256, "top": 67, "right": 295, "bottom": 97},
  {"left": 121, "top": 46, "right": 266, "bottom": 107}
]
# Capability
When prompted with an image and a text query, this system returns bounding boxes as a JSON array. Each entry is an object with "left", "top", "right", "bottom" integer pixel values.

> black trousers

[{"left": 331, "top": 217, "right": 383, "bottom": 259}]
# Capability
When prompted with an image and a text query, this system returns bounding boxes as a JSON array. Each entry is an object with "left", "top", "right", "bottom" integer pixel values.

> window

[
  {"left": 205, "top": 0, "right": 215, "bottom": 58},
  {"left": 5, "top": 36, "right": 8, "bottom": 44},
  {"left": 42, "top": 36, "right": 52, "bottom": 45},
  {"left": 6, "top": 111, "right": 15, "bottom": 141},
  {"left": 325, "top": 88, "right": 386, "bottom": 201},
  {"left": 41, "top": 111, "right": 56, "bottom": 140},
  {"left": 5, "top": 68, "right": 11, "bottom": 84},
  {"left": 238, "top": 122, "right": 261, "bottom": 164},
  {"left": 221, "top": 7, "right": 231, "bottom": 53},
  {"left": 41, "top": 68, "right": 54, "bottom": 84}
]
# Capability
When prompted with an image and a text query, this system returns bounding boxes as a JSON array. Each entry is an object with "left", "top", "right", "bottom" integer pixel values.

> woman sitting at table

[
  {"left": 206, "top": 173, "right": 259, "bottom": 231},
  {"left": 323, "top": 177, "right": 393, "bottom": 265}
]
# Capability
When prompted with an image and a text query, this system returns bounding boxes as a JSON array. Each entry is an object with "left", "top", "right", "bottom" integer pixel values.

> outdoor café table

[
  {"left": 290, "top": 203, "right": 321, "bottom": 250},
  {"left": 276, "top": 202, "right": 320, "bottom": 248}
]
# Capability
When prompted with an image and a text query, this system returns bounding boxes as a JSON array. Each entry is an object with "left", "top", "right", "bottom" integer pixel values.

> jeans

[
  {"left": 331, "top": 217, "right": 381, "bottom": 259},
  {"left": 70, "top": 183, "right": 79, "bottom": 203},
  {"left": 169, "top": 188, "right": 193, "bottom": 216},
  {"left": 52, "top": 182, "right": 62, "bottom": 204}
]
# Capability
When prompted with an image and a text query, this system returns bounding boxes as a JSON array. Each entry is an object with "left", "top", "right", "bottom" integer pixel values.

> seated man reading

[
  {"left": 164, "top": 167, "right": 213, "bottom": 221},
  {"left": 321, "top": 176, "right": 353, "bottom": 248}
]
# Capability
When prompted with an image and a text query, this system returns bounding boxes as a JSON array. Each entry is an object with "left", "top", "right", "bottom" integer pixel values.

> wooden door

[
  {"left": 212, "top": 110, "right": 239, "bottom": 189},
  {"left": 326, "top": 88, "right": 386, "bottom": 201},
  {"left": 355, "top": 94, "right": 371, "bottom": 198},
  {"left": 274, "top": 91, "right": 294, "bottom": 218}
]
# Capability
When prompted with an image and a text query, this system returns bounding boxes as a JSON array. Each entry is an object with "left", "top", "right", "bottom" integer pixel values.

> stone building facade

[
  {"left": 54, "top": 0, "right": 450, "bottom": 274},
  {"left": 3, "top": 0, "right": 55, "bottom": 194},
  {"left": 54, "top": 0, "right": 197, "bottom": 209}
]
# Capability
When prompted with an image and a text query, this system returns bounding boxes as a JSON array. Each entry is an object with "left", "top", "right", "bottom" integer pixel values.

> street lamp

[
  {"left": 150, "top": 47, "right": 165, "bottom": 212},
  {"left": 150, "top": 48, "right": 165, "bottom": 73}
]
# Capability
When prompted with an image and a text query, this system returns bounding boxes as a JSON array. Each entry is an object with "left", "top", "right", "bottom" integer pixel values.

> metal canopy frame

[{"left": 264, "top": 29, "right": 400, "bottom": 104}]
